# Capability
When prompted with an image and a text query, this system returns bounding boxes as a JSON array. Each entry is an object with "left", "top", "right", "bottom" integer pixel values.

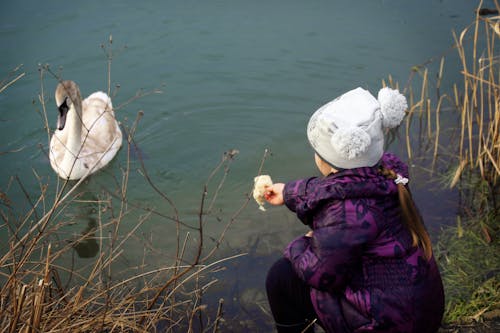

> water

[{"left": 0, "top": 0, "right": 489, "bottom": 330}]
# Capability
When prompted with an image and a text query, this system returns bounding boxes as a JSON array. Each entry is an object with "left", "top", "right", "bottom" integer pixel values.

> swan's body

[{"left": 49, "top": 80, "right": 122, "bottom": 180}]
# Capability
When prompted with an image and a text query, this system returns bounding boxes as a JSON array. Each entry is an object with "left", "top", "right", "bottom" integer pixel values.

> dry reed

[
  {"left": 391, "top": 1, "right": 500, "bottom": 325},
  {"left": 401, "top": 1, "right": 500, "bottom": 188}
]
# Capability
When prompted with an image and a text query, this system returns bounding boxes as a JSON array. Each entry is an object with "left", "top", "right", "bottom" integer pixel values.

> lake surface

[{"left": 0, "top": 0, "right": 490, "bottom": 331}]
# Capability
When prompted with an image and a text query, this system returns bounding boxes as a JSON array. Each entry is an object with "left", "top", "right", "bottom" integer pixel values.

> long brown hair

[{"left": 380, "top": 167, "right": 433, "bottom": 260}]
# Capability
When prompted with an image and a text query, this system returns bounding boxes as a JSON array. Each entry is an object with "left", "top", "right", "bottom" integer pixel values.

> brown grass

[
  {"left": 397, "top": 1, "right": 500, "bottom": 188},
  {"left": 385, "top": 1, "right": 500, "bottom": 325}
]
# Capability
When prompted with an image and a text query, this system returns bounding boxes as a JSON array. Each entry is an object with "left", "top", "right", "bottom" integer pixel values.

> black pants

[{"left": 266, "top": 257, "right": 318, "bottom": 333}]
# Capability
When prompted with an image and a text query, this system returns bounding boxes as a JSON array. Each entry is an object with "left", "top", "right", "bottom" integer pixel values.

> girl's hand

[
  {"left": 305, "top": 230, "right": 314, "bottom": 237},
  {"left": 264, "top": 183, "right": 285, "bottom": 206}
]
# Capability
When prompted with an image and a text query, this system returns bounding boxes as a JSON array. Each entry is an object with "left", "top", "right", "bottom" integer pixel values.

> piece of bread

[{"left": 253, "top": 175, "right": 273, "bottom": 211}]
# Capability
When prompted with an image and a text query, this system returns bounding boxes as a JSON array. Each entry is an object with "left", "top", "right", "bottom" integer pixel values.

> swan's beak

[{"left": 57, "top": 98, "right": 69, "bottom": 130}]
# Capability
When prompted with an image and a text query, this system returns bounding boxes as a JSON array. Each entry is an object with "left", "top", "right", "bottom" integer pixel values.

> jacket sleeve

[
  {"left": 283, "top": 177, "right": 320, "bottom": 226},
  {"left": 284, "top": 206, "right": 379, "bottom": 292}
]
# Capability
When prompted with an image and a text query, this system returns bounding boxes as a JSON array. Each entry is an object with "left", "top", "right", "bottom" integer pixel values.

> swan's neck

[{"left": 61, "top": 103, "right": 83, "bottom": 178}]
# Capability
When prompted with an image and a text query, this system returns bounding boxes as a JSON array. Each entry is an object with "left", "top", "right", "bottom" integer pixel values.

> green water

[{"left": 0, "top": 0, "right": 488, "bottom": 330}]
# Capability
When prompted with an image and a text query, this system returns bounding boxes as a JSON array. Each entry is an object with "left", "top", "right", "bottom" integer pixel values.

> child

[{"left": 264, "top": 87, "right": 444, "bottom": 333}]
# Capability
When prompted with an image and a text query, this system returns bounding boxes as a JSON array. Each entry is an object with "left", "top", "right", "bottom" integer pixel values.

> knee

[{"left": 266, "top": 257, "right": 294, "bottom": 293}]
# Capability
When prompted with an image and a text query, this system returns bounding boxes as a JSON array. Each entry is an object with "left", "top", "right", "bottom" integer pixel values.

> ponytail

[{"left": 380, "top": 168, "right": 433, "bottom": 260}]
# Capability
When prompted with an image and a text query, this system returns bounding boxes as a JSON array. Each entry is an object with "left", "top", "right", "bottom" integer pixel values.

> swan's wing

[{"left": 80, "top": 91, "right": 122, "bottom": 171}]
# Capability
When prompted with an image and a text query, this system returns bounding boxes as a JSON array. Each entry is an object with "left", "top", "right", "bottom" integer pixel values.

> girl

[{"left": 264, "top": 87, "right": 444, "bottom": 333}]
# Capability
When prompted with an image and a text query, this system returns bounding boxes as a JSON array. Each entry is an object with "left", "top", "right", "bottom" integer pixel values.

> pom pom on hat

[
  {"left": 330, "top": 126, "right": 371, "bottom": 160},
  {"left": 378, "top": 87, "right": 408, "bottom": 129}
]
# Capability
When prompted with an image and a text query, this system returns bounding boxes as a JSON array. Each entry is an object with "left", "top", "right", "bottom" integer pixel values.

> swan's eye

[{"left": 65, "top": 96, "right": 72, "bottom": 107}]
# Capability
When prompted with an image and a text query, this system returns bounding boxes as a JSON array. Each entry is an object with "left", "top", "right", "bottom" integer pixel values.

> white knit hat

[{"left": 307, "top": 87, "right": 407, "bottom": 169}]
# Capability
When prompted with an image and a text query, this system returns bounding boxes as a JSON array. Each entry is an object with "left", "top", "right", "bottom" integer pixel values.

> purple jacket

[{"left": 283, "top": 153, "right": 444, "bottom": 333}]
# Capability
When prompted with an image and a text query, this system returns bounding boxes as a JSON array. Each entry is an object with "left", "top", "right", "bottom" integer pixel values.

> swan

[{"left": 49, "top": 80, "right": 122, "bottom": 180}]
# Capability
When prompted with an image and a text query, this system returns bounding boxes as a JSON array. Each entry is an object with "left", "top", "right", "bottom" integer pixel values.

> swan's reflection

[{"left": 69, "top": 189, "right": 99, "bottom": 258}]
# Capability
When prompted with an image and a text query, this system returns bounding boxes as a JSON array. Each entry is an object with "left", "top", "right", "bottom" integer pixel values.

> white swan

[{"left": 49, "top": 80, "right": 122, "bottom": 180}]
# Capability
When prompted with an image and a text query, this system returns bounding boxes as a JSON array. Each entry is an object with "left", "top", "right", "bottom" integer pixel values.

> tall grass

[
  {"left": 401, "top": 1, "right": 500, "bottom": 189},
  {"left": 391, "top": 1, "right": 500, "bottom": 325},
  {"left": 452, "top": 6, "right": 500, "bottom": 188}
]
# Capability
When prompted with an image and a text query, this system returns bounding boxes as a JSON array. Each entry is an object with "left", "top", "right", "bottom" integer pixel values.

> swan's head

[{"left": 55, "top": 80, "right": 81, "bottom": 131}]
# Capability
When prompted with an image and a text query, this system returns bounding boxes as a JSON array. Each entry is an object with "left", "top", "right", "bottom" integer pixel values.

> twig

[
  {"left": 14, "top": 175, "right": 40, "bottom": 222},
  {"left": 0, "top": 71, "right": 25, "bottom": 94},
  {"left": 212, "top": 298, "right": 224, "bottom": 333}
]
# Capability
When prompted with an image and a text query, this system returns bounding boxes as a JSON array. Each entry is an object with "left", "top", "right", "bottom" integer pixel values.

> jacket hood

[{"left": 300, "top": 153, "right": 408, "bottom": 214}]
